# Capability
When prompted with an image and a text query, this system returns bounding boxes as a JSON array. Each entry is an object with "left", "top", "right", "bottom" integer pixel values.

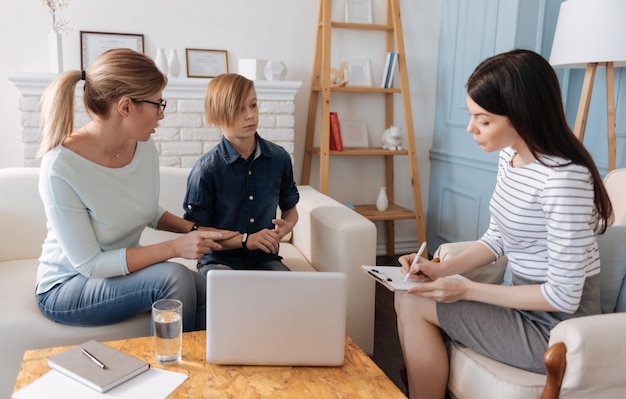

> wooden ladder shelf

[{"left": 301, "top": 0, "right": 426, "bottom": 256}]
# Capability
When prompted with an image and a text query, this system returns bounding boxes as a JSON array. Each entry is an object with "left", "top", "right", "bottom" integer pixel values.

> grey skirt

[{"left": 437, "top": 273, "right": 600, "bottom": 374}]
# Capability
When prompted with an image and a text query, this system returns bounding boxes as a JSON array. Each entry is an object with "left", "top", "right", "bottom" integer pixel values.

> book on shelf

[
  {"left": 47, "top": 339, "right": 150, "bottom": 393},
  {"left": 381, "top": 52, "right": 393, "bottom": 88},
  {"left": 381, "top": 52, "right": 398, "bottom": 88},
  {"left": 329, "top": 111, "right": 344, "bottom": 151},
  {"left": 385, "top": 52, "right": 398, "bottom": 88}
]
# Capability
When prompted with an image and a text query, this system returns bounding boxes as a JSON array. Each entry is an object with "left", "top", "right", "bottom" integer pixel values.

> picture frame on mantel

[
  {"left": 186, "top": 49, "right": 229, "bottom": 78},
  {"left": 80, "top": 31, "right": 144, "bottom": 70}
]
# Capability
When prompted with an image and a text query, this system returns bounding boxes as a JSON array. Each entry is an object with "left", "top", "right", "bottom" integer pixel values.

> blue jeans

[{"left": 37, "top": 262, "right": 206, "bottom": 332}]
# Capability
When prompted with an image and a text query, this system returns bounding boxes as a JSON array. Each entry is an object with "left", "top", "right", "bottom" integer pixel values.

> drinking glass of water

[{"left": 152, "top": 299, "right": 183, "bottom": 364}]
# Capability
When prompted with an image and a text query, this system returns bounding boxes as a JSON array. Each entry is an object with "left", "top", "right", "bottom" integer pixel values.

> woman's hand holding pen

[
  {"left": 399, "top": 249, "right": 469, "bottom": 302},
  {"left": 400, "top": 254, "right": 431, "bottom": 282},
  {"left": 399, "top": 245, "right": 443, "bottom": 282},
  {"left": 400, "top": 242, "right": 429, "bottom": 282}
]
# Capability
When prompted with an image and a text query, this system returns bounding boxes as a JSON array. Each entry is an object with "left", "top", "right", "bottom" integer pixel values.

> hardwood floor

[{"left": 371, "top": 255, "right": 407, "bottom": 396}]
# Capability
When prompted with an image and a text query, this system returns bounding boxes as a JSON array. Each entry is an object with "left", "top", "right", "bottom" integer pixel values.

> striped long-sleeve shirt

[{"left": 479, "top": 147, "right": 599, "bottom": 313}]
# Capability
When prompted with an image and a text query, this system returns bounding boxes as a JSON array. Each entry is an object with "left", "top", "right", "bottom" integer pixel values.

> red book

[{"left": 329, "top": 112, "right": 344, "bottom": 151}]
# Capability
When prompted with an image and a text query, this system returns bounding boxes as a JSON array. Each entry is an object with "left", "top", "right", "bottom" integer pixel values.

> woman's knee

[
  {"left": 395, "top": 291, "right": 436, "bottom": 322},
  {"left": 394, "top": 291, "right": 412, "bottom": 315},
  {"left": 151, "top": 262, "right": 198, "bottom": 297}
]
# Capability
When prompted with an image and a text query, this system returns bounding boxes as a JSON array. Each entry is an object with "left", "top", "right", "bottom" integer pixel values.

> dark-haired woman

[{"left": 395, "top": 49, "right": 613, "bottom": 399}]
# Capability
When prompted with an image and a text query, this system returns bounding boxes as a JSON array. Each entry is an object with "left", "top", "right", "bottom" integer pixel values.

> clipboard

[
  {"left": 361, "top": 265, "right": 468, "bottom": 292},
  {"left": 361, "top": 265, "right": 420, "bottom": 291}
]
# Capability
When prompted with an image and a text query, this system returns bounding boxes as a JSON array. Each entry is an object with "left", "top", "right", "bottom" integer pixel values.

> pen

[
  {"left": 81, "top": 348, "right": 106, "bottom": 369},
  {"left": 403, "top": 241, "right": 427, "bottom": 282}
]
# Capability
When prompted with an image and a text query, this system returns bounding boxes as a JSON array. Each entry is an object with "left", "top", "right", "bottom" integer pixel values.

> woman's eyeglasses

[{"left": 132, "top": 99, "right": 167, "bottom": 116}]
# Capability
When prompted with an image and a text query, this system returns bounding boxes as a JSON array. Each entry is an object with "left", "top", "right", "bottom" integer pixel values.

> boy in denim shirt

[{"left": 184, "top": 73, "right": 299, "bottom": 274}]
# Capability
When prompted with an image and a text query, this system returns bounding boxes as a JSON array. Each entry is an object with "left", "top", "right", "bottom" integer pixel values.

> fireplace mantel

[
  {"left": 8, "top": 73, "right": 302, "bottom": 100},
  {"left": 8, "top": 73, "right": 302, "bottom": 167}
]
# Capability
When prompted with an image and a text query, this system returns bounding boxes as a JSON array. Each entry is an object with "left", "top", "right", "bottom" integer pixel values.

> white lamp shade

[{"left": 550, "top": 0, "right": 626, "bottom": 68}]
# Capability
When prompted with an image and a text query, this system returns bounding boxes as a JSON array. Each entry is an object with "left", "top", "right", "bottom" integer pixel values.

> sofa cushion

[
  {"left": 279, "top": 244, "right": 316, "bottom": 272},
  {"left": 597, "top": 225, "right": 626, "bottom": 313},
  {"left": 0, "top": 168, "right": 47, "bottom": 261},
  {"left": 447, "top": 341, "right": 546, "bottom": 399}
]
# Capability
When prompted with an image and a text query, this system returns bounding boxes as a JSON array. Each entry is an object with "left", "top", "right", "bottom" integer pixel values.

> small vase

[
  {"left": 155, "top": 48, "right": 168, "bottom": 75},
  {"left": 48, "top": 30, "right": 63, "bottom": 73},
  {"left": 264, "top": 61, "right": 287, "bottom": 81},
  {"left": 376, "top": 187, "right": 388, "bottom": 212},
  {"left": 167, "top": 49, "right": 181, "bottom": 77}
]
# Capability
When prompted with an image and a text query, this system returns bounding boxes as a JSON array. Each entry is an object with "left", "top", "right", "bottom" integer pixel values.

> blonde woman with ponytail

[{"left": 36, "top": 49, "right": 236, "bottom": 331}]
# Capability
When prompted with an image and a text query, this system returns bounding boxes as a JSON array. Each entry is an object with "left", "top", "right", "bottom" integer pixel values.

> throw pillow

[{"left": 597, "top": 225, "right": 626, "bottom": 313}]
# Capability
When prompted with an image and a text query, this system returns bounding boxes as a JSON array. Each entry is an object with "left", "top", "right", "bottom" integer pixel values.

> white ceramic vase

[
  {"left": 155, "top": 48, "right": 169, "bottom": 75},
  {"left": 167, "top": 49, "right": 181, "bottom": 77},
  {"left": 264, "top": 61, "right": 287, "bottom": 81},
  {"left": 48, "top": 30, "right": 63, "bottom": 73},
  {"left": 376, "top": 187, "right": 389, "bottom": 212}
]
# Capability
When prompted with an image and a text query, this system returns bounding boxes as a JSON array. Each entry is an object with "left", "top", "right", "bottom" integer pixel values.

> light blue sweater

[{"left": 36, "top": 139, "right": 166, "bottom": 294}]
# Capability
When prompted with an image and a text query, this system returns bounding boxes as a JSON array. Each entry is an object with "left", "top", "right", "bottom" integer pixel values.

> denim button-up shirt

[{"left": 183, "top": 133, "right": 299, "bottom": 267}]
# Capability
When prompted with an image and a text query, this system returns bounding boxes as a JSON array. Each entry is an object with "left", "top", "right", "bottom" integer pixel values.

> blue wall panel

[
  {"left": 427, "top": 0, "right": 560, "bottom": 251},
  {"left": 428, "top": 0, "right": 625, "bottom": 252}
]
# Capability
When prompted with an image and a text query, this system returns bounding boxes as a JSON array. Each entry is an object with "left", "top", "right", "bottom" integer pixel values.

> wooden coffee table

[{"left": 13, "top": 331, "right": 406, "bottom": 398}]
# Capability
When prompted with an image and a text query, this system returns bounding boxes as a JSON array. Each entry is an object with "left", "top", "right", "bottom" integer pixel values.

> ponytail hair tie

[{"left": 81, "top": 70, "right": 86, "bottom": 81}]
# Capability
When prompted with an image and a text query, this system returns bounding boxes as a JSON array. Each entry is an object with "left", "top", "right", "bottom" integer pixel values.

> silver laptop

[{"left": 205, "top": 270, "right": 347, "bottom": 366}]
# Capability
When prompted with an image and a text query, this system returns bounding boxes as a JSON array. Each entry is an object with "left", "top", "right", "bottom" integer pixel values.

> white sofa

[{"left": 0, "top": 166, "right": 376, "bottom": 398}]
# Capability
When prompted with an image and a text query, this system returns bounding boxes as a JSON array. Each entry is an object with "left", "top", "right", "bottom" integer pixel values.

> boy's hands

[
  {"left": 247, "top": 229, "right": 281, "bottom": 254},
  {"left": 272, "top": 218, "right": 295, "bottom": 240},
  {"left": 247, "top": 217, "right": 296, "bottom": 254}
]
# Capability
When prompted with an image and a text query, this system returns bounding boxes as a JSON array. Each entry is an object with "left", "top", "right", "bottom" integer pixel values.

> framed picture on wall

[
  {"left": 80, "top": 31, "right": 144, "bottom": 70},
  {"left": 185, "top": 49, "right": 229, "bottom": 78},
  {"left": 345, "top": 0, "right": 373, "bottom": 24},
  {"left": 341, "top": 120, "right": 369, "bottom": 147}
]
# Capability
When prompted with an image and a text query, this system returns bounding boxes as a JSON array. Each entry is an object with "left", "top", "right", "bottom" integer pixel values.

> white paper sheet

[{"left": 12, "top": 367, "right": 187, "bottom": 399}]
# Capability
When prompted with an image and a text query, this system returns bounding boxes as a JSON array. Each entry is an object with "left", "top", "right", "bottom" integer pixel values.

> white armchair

[{"left": 431, "top": 169, "right": 626, "bottom": 399}]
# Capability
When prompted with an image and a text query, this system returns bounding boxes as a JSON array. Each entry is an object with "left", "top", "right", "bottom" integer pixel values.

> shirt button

[
  {"left": 187, "top": 204, "right": 192, "bottom": 210},
  {"left": 250, "top": 218, "right": 255, "bottom": 223},
  {"left": 249, "top": 195, "right": 253, "bottom": 200},
  {"left": 248, "top": 171, "right": 252, "bottom": 175}
]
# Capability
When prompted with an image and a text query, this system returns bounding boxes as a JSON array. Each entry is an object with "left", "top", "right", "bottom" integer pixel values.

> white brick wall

[{"left": 8, "top": 74, "right": 302, "bottom": 167}]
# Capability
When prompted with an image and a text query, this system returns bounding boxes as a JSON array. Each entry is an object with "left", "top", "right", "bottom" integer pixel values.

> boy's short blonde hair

[{"left": 204, "top": 73, "right": 255, "bottom": 128}]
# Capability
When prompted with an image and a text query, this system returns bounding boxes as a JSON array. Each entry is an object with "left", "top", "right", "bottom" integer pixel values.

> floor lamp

[{"left": 549, "top": 0, "right": 626, "bottom": 171}]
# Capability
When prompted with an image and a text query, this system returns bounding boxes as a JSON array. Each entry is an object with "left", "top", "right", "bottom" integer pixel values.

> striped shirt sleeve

[{"left": 479, "top": 148, "right": 599, "bottom": 313}]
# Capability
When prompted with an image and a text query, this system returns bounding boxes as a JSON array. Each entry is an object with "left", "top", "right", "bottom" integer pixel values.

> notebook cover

[{"left": 47, "top": 340, "right": 150, "bottom": 393}]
